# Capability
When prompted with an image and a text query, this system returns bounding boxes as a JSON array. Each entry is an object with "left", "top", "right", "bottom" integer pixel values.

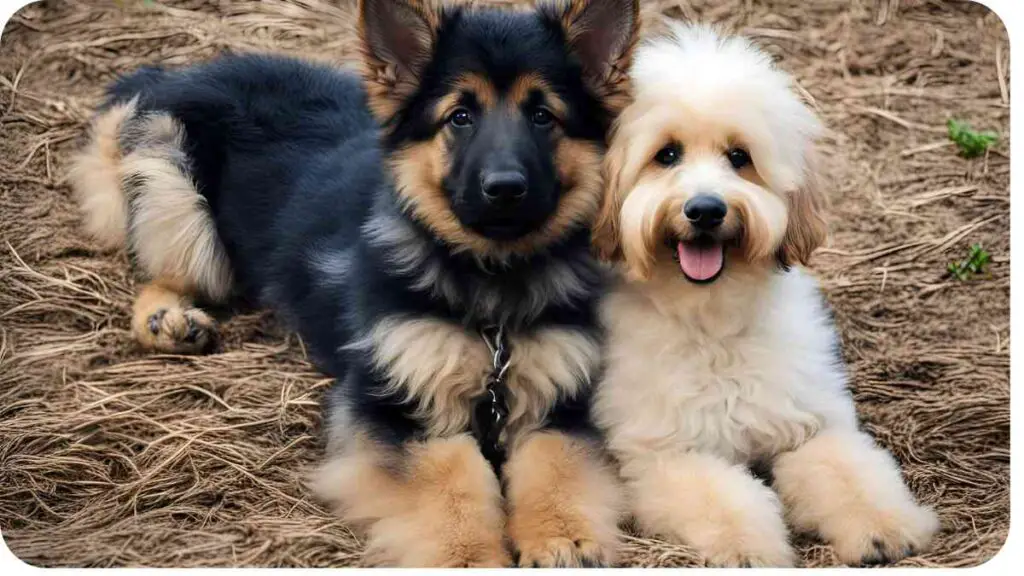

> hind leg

[
  {"left": 72, "top": 95, "right": 234, "bottom": 356},
  {"left": 131, "top": 278, "right": 218, "bottom": 354},
  {"left": 114, "top": 113, "right": 232, "bottom": 355}
]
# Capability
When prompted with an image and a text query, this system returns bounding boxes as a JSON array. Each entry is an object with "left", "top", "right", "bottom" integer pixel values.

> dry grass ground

[{"left": 0, "top": 0, "right": 1010, "bottom": 568}]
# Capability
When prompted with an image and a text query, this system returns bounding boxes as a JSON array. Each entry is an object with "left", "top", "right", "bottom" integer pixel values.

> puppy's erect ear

[
  {"left": 560, "top": 0, "right": 640, "bottom": 112},
  {"left": 359, "top": 0, "right": 439, "bottom": 122},
  {"left": 778, "top": 151, "right": 829, "bottom": 267}
]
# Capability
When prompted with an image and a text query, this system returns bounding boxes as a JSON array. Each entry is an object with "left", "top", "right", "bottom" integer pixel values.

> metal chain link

[
  {"left": 481, "top": 324, "right": 511, "bottom": 387},
  {"left": 472, "top": 324, "right": 511, "bottom": 473}
]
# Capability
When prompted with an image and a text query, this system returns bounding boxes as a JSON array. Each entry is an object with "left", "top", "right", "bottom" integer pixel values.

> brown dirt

[{"left": 0, "top": 0, "right": 1009, "bottom": 568}]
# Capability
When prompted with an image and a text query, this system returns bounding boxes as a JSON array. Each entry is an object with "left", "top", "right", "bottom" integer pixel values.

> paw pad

[
  {"left": 137, "top": 305, "right": 218, "bottom": 354},
  {"left": 148, "top": 309, "right": 166, "bottom": 334}
]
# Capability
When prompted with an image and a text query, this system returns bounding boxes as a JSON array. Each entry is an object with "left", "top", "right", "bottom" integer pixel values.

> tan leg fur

[
  {"left": 504, "top": 431, "right": 623, "bottom": 567},
  {"left": 314, "top": 434, "right": 509, "bottom": 567}
]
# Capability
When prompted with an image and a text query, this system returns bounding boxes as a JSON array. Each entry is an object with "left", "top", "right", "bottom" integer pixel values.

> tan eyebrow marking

[
  {"left": 509, "top": 72, "right": 567, "bottom": 118},
  {"left": 433, "top": 73, "right": 499, "bottom": 122}
]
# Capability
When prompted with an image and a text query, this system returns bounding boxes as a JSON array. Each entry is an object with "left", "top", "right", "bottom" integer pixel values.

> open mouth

[{"left": 671, "top": 236, "right": 725, "bottom": 284}]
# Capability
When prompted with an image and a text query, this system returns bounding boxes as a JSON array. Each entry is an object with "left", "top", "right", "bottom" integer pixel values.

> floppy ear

[
  {"left": 591, "top": 129, "right": 626, "bottom": 262},
  {"left": 560, "top": 0, "right": 640, "bottom": 112},
  {"left": 359, "top": 0, "right": 439, "bottom": 122},
  {"left": 778, "top": 151, "right": 829, "bottom": 267}
]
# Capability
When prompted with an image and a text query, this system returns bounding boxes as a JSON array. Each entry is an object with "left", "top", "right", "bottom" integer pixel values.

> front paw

[
  {"left": 504, "top": 432, "right": 622, "bottom": 567},
  {"left": 672, "top": 469, "right": 795, "bottom": 567},
  {"left": 830, "top": 503, "right": 939, "bottom": 565},
  {"left": 362, "top": 520, "right": 511, "bottom": 567},
  {"left": 694, "top": 528, "right": 795, "bottom": 568},
  {"left": 366, "top": 538, "right": 510, "bottom": 567},
  {"left": 772, "top": 430, "right": 941, "bottom": 566},
  {"left": 440, "top": 549, "right": 512, "bottom": 568},
  {"left": 515, "top": 536, "right": 610, "bottom": 568}
]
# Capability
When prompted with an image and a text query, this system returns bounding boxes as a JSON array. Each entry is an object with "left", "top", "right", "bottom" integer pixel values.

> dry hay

[{"left": 0, "top": 0, "right": 1009, "bottom": 568}]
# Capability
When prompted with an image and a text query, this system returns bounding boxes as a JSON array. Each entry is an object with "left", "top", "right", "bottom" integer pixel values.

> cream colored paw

[
  {"left": 828, "top": 502, "right": 939, "bottom": 565},
  {"left": 772, "top": 430, "right": 940, "bottom": 566},
  {"left": 691, "top": 518, "right": 795, "bottom": 568},
  {"left": 628, "top": 453, "right": 795, "bottom": 567}
]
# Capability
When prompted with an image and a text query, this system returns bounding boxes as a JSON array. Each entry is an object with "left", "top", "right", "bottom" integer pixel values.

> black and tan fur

[{"left": 69, "top": 0, "right": 639, "bottom": 567}]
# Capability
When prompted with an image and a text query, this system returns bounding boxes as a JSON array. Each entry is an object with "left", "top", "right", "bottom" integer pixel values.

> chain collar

[{"left": 471, "top": 324, "right": 511, "bottom": 473}]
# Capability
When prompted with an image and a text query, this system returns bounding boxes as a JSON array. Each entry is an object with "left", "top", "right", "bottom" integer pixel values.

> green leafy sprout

[
  {"left": 947, "top": 243, "right": 991, "bottom": 281},
  {"left": 947, "top": 119, "right": 998, "bottom": 158}
]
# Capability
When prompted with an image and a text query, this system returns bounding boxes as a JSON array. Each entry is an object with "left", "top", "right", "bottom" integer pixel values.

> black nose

[
  {"left": 481, "top": 171, "right": 527, "bottom": 206},
  {"left": 684, "top": 194, "right": 727, "bottom": 230}
]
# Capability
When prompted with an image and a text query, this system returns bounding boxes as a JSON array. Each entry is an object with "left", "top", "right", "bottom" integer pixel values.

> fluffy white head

[
  {"left": 594, "top": 23, "right": 828, "bottom": 282},
  {"left": 632, "top": 24, "right": 824, "bottom": 191}
]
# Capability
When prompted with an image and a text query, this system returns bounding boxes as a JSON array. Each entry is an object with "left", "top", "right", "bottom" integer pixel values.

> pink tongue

[{"left": 677, "top": 241, "right": 723, "bottom": 281}]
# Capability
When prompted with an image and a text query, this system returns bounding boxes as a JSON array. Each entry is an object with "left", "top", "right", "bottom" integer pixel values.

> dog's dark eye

[
  {"left": 654, "top": 144, "right": 682, "bottom": 167},
  {"left": 449, "top": 108, "right": 473, "bottom": 128},
  {"left": 530, "top": 107, "right": 554, "bottom": 127},
  {"left": 727, "top": 148, "right": 752, "bottom": 170}
]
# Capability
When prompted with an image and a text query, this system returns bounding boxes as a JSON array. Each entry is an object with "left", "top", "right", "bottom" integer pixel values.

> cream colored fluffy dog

[{"left": 591, "top": 24, "right": 939, "bottom": 567}]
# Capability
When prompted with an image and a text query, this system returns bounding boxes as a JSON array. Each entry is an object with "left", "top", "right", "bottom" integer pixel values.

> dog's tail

[
  {"left": 68, "top": 66, "right": 167, "bottom": 250},
  {"left": 69, "top": 66, "right": 234, "bottom": 302}
]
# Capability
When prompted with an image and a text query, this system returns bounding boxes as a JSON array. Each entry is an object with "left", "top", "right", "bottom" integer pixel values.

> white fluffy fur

[
  {"left": 593, "top": 23, "right": 938, "bottom": 567},
  {"left": 629, "top": 25, "right": 823, "bottom": 194},
  {"left": 597, "top": 266, "right": 854, "bottom": 464}
]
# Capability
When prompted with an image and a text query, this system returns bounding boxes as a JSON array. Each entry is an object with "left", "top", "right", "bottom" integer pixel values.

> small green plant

[
  {"left": 947, "top": 243, "right": 991, "bottom": 281},
  {"left": 947, "top": 119, "right": 998, "bottom": 158}
]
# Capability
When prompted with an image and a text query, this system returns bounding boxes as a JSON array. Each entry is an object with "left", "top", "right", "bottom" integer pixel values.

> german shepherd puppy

[{"left": 69, "top": 0, "right": 638, "bottom": 567}]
